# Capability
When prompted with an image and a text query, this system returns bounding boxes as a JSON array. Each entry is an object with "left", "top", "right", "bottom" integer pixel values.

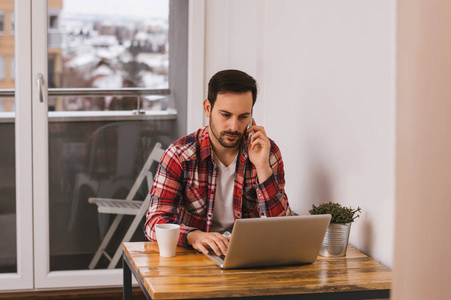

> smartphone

[{"left": 247, "top": 116, "right": 254, "bottom": 144}]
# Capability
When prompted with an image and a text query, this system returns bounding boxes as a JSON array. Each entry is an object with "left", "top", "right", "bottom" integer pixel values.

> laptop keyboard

[{"left": 208, "top": 249, "right": 225, "bottom": 260}]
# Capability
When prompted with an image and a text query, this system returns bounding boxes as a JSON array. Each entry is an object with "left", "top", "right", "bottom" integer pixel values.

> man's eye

[{"left": 222, "top": 114, "right": 230, "bottom": 118}]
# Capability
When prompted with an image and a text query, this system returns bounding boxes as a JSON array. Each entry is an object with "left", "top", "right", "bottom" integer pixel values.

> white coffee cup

[{"left": 155, "top": 223, "right": 180, "bottom": 257}]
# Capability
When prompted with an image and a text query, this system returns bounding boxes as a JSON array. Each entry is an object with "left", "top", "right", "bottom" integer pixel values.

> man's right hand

[{"left": 187, "top": 230, "right": 230, "bottom": 256}]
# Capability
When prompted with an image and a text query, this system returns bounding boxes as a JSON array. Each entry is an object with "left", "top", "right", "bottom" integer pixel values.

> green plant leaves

[{"left": 309, "top": 202, "right": 361, "bottom": 224}]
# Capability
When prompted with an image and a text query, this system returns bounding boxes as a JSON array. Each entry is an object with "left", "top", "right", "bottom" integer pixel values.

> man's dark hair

[{"left": 207, "top": 69, "right": 258, "bottom": 108}]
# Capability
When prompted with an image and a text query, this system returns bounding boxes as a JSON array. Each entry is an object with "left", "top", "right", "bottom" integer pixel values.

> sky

[{"left": 61, "top": 0, "right": 169, "bottom": 18}]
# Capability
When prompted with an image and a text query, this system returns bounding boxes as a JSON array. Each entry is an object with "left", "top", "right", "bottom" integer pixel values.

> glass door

[
  {"left": 0, "top": 0, "right": 34, "bottom": 290},
  {"left": 34, "top": 0, "right": 175, "bottom": 288},
  {"left": 0, "top": 0, "right": 181, "bottom": 290}
]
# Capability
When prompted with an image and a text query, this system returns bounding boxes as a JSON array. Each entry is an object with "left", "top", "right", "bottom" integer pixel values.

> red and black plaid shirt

[{"left": 144, "top": 126, "right": 291, "bottom": 247}]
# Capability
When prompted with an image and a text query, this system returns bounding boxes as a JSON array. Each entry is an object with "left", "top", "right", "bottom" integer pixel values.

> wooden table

[{"left": 122, "top": 242, "right": 391, "bottom": 300}]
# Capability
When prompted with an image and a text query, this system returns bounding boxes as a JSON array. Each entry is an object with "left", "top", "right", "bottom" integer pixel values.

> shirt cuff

[
  {"left": 254, "top": 173, "right": 279, "bottom": 199},
  {"left": 253, "top": 174, "right": 280, "bottom": 216},
  {"left": 180, "top": 226, "right": 198, "bottom": 248}
]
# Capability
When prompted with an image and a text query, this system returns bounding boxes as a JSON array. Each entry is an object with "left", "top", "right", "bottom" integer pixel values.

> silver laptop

[{"left": 205, "top": 214, "right": 331, "bottom": 269}]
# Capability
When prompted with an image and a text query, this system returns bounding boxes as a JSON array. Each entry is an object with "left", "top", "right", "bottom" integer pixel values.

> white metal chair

[
  {"left": 88, "top": 142, "right": 165, "bottom": 269},
  {"left": 70, "top": 122, "right": 145, "bottom": 233}
]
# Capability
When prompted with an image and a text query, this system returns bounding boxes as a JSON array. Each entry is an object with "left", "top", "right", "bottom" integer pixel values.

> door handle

[{"left": 36, "top": 73, "right": 46, "bottom": 103}]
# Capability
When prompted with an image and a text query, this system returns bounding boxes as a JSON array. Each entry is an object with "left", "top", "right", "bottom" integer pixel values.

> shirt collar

[{"left": 199, "top": 126, "right": 212, "bottom": 161}]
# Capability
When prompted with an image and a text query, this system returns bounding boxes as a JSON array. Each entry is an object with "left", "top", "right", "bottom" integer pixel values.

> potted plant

[{"left": 309, "top": 202, "right": 361, "bottom": 257}]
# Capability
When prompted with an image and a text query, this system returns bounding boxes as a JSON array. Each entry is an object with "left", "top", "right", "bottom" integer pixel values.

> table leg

[{"left": 123, "top": 253, "right": 132, "bottom": 300}]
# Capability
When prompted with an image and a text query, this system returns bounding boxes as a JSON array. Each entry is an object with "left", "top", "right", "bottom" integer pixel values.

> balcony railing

[
  {"left": 48, "top": 31, "right": 63, "bottom": 49},
  {"left": 0, "top": 87, "right": 170, "bottom": 98},
  {"left": 0, "top": 88, "right": 174, "bottom": 123}
]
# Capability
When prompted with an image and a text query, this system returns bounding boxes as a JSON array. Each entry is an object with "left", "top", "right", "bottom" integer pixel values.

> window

[
  {"left": 10, "top": 55, "right": 14, "bottom": 79},
  {"left": 49, "top": 15, "right": 57, "bottom": 29},
  {"left": 44, "top": 0, "right": 189, "bottom": 274},
  {"left": 0, "top": 11, "right": 4, "bottom": 35},
  {"left": 0, "top": 0, "right": 189, "bottom": 287},
  {"left": 53, "top": 0, "right": 170, "bottom": 111},
  {"left": 0, "top": 55, "right": 6, "bottom": 80}
]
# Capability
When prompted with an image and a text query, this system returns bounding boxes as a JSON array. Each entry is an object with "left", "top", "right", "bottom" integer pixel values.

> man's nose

[{"left": 228, "top": 117, "right": 240, "bottom": 132}]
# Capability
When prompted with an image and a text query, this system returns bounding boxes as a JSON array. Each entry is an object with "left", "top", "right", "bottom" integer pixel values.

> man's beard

[{"left": 209, "top": 118, "right": 243, "bottom": 149}]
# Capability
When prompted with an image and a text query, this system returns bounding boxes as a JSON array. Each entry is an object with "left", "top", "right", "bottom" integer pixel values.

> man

[{"left": 144, "top": 69, "right": 291, "bottom": 257}]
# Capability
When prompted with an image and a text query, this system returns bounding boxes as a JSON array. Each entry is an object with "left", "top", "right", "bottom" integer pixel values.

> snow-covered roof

[
  {"left": 91, "top": 64, "right": 114, "bottom": 77},
  {"left": 96, "top": 45, "right": 126, "bottom": 60},
  {"left": 65, "top": 53, "right": 99, "bottom": 68},
  {"left": 92, "top": 73, "right": 123, "bottom": 89}
]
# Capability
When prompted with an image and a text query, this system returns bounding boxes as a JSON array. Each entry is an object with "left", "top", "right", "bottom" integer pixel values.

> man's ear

[{"left": 203, "top": 99, "right": 211, "bottom": 118}]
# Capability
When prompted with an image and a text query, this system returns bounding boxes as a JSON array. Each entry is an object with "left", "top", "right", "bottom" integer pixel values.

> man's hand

[
  {"left": 247, "top": 119, "right": 273, "bottom": 183},
  {"left": 187, "top": 230, "right": 230, "bottom": 256}
]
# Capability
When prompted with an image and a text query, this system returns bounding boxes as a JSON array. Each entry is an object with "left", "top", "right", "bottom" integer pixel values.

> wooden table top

[{"left": 122, "top": 242, "right": 392, "bottom": 300}]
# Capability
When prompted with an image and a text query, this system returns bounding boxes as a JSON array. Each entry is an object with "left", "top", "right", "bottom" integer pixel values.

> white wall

[{"left": 190, "top": 0, "right": 396, "bottom": 268}]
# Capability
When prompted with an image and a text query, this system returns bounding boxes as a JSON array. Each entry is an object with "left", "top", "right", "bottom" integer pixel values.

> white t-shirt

[{"left": 210, "top": 153, "right": 238, "bottom": 233}]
